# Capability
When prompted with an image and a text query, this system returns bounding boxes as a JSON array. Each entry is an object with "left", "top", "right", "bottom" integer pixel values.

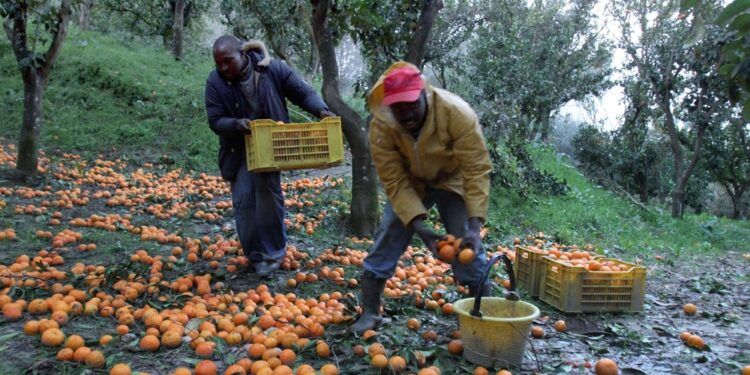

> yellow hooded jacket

[{"left": 367, "top": 62, "right": 492, "bottom": 226}]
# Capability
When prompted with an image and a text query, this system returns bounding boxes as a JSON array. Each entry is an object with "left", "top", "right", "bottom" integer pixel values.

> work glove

[
  {"left": 319, "top": 109, "right": 337, "bottom": 118},
  {"left": 410, "top": 217, "right": 443, "bottom": 256},
  {"left": 462, "top": 217, "right": 484, "bottom": 254},
  {"left": 235, "top": 118, "right": 252, "bottom": 134}
]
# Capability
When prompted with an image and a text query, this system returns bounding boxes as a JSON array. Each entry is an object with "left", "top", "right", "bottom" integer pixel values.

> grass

[
  {"left": 0, "top": 29, "right": 216, "bottom": 171},
  {"left": 487, "top": 145, "right": 750, "bottom": 259}
]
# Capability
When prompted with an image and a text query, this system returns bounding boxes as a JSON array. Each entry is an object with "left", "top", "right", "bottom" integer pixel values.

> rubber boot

[{"left": 350, "top": 271, "right": 386, "bottom": 335}]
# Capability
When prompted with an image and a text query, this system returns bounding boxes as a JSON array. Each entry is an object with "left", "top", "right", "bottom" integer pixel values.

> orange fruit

[
  {"left": 117, "top": 325, "right": 129, "bottom": 335},
  {"left": 162, "top": 330, "right": 182, "bottom": 349},
  {"left": 406, "top": 318, "right": 420, "bottom": 330},
  {"left": 683, "top": 303, "right": 697, "bottom": 315},
  {"left": 368, "top": 342, "right": 385, "bottom": 357},
  {"left": 419, "top": 366, "right": 442, "bottom": 375},
  {"left": 687, "top": 335, "right": 705, "bottom": 350},
  {"left": 679, "top": 331, "right": 692, "bottom": 342},
  {"left": 742, "top": 365, "right": 750, "bottom": 375},
  {"left": 530, "top": 326, "right": 545, "bottom": 338},
  {"left": 65, "top": 335, "right": 85, "bottom": 350},
  {"left": 473, "top": 367, "right": 489, "bottom": 375},
  {"left": 447, "top": 339, "right": 463, "bottom": 355},
  {"left": 195, "top": 360, "right": 218, "bottom": 375},
  {"left": 110, "top": 363, "right": 132, "bottom": 375},
  {"left": 441, "top": 303, "right": 454, "bottom": 315},
  {"left": 73, "top": 346, "right": 92, "bottom": 362},
  {"left": 2, "top": 303, "right": 23, "bottom": 321},
  {"left": 320, "top": 364, "right": 339, "bottom": 375},
  {"left": 554, "top": 320, "right": 567, "bottom": 332},
  {"left": 497, "top": 371, "right": 512, "bottom": 375},
  {"left": 389, "top": 355, "right": 406, "bottom": 372},
  {"left": 224, "top": 364, "right": 246, "bottom": 375},
  {"left": 371, "top": 354, "right": 388, "bottom": 369},
  {"left": 316, "top": 341, "right": 331, "bottom": 358},
  {"left": 100, "top": 335, "right": 113, "bottom": 345},
  {"left": 196, "top": 342, "right": 215, "bottom": 358},
  {"left": 362, "top": 329, "right": 377, "bottom": 341},
  {"left": 85, "top": 350, "right": 106, "bottom": 368},
  {"left": 41, "top": 327, "right": 65, "bottom": 346},
  {"left": 278, "top": 349, "right": 296, "bottom": 365},
  {"left": 458, "top": 249, "right": 475, "bottom": 265},
  {"left": 24, "top": 320, "right": 40, "bottom": 335},
  {"left": 353, "top": 344, "right": 366, "bottom": 357},
  {"left": 594, "top": 358, "right": 618, "bottom": 375},
  {"left": 438, "top": 244, "right": 456, "bottom": 263},
  {"left": 140, "top": 334, "right": 161, "bottom": 352},
  {"left": 248, "top": 343, "right": 266, "bottom": 358},
  {"left": 56, "top": 347, "right": 74, "bottom": 361},
  {"left": 173, "top": 367, "right": 194, "bottom": 375}
]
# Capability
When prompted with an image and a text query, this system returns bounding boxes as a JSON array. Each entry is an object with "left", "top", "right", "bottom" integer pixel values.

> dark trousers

[
  {"left": 230, "top": 160, "right": 287, "bottom": 262},
  {"left": 363, "top": 189, "right": 488, "bottom": 287}
]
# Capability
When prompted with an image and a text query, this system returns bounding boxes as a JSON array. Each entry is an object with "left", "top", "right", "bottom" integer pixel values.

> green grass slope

[
  {"left": 488, "top": 146, "right": 750, "bottom": 258},
  {"left": 0, "top": 30, "right": 218, "bottom": 171}
]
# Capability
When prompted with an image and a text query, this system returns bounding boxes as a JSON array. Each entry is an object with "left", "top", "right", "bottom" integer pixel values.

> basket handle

[{"left": 470, "top": 253, "right": 519, "bottom": 317}]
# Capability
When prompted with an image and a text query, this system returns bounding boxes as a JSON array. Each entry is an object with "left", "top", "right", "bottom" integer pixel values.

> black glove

[
  {"left": 235, "top": 118, "right": 252, "bottom": 134},
  {"left": 462, "top": 217, "right": 484, "bottom": 253},
  {"left": 410, "top": 217, "right": 443, "bottom": 256},
  {"left": 319, "top": 109, "right": 336, "bottom": 119}
]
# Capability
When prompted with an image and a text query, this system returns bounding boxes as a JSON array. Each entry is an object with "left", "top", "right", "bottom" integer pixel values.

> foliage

[
  {"left": 702, "top": 119, "right": 750, "bottom": 217},
  {"left": 459, "top": 0, "right": 612, "bottom": 142},
  {"left": 716, "top": 0, "right": 750, "bottom": 118},
  {"left": 489, "top": 145, "right": 750, "bottom": 257},
  {"left": 336, "top": 0, "right": 425, "bottom": 91},
  {"left": 91, "top": 0, "right": 209, "bottom": 48}
]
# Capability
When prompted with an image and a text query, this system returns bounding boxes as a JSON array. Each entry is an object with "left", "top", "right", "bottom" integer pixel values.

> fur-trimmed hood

[{"left": 241, "top": 39, "right": 271, "bottom": 67}]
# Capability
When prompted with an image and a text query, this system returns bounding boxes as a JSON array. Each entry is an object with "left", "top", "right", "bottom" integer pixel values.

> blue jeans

[
  {"left": 363, "top": 189, "right": 488, "bottom": 287},
  {"left": 230, "top": 160, "right": 287, "bottom": 262}
]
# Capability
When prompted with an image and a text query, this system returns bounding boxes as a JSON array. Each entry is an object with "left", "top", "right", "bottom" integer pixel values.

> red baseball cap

[{"left": 382, "top": 67, "right": 425, "bottom": 106}]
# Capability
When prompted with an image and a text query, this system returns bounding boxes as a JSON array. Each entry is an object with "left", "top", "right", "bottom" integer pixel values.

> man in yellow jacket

[{"left": 351, "top": 62, "right": 493, "bottom": 334}]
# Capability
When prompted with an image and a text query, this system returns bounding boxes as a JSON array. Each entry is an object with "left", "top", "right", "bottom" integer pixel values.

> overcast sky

[{"left": 557, "top": 0, "right": 627, "bottom": 131}]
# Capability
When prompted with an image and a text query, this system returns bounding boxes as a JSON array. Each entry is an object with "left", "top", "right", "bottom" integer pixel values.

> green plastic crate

[
  {"left": 244, "top": 117, "right": 344, "bottom": 172},
  {"left": 513, "top": 246, "right": 547, "bottom": 297},
  {"left": 539, "top": 256, "right": 646, "bottom": 313}
]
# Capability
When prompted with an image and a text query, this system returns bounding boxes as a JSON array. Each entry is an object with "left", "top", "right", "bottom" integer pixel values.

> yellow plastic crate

[
  {"left": 513, "top": 246, "right": 547, "bottom": 297},
  {"left": 244, "top": 117, "right": 344, "bottom": 172},
  {"left": 539, "top": 256, "right": 646, "bottom": 313}
]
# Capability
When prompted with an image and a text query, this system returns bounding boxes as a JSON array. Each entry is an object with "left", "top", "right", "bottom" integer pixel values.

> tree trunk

[
  {"left": 538, "top": 108, "right": 552, "bottom": 142},
  {"left": 405, "top": 0, "right": 444, "bottom": 68},
  {"left": 305, "top": 22, "right": 319, "bottom": 78},
  {"left": 724, "top": 183, "right": 745, "bottom": 219},
  {"left": 16, "top": 70, "right": 44, "bottom": 178},
  {"left": 311, "top": 0, "right": 379, "bottom": 237},
  {"left": 79, "top": 0, "right": 94, "bottom": 30},
  {"left": 172, "top": 0, "right": 185, "bottom": 60},
  {"left": 658, "top": 95, "right": 686, "bottom": 218}
]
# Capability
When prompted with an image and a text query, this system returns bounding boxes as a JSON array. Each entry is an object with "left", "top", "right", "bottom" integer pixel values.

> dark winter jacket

[{"left": 205, "top": 40, "right": 329, "bottom": 180}]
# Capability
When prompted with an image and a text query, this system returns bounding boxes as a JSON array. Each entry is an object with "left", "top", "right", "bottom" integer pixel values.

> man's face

[
  {"left": 390, "top": 91, "right": 427, "bottom": 133},
  {"left": 213, "top": 45, "right": 244, "bottom": 81}
]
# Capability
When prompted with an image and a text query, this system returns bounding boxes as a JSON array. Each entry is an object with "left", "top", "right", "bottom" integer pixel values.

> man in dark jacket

[{"left": 205, "top": 35, "right": 333, "bottom": 278}]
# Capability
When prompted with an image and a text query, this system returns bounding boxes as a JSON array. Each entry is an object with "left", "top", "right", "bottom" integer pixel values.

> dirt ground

[{"left": 0, "top": 145, "right": 748, "bottom": 375}]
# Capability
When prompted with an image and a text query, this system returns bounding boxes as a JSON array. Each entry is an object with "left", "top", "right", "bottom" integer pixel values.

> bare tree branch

[{"left": 42, "top": 0, "right": 72, "bottom": 79}]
